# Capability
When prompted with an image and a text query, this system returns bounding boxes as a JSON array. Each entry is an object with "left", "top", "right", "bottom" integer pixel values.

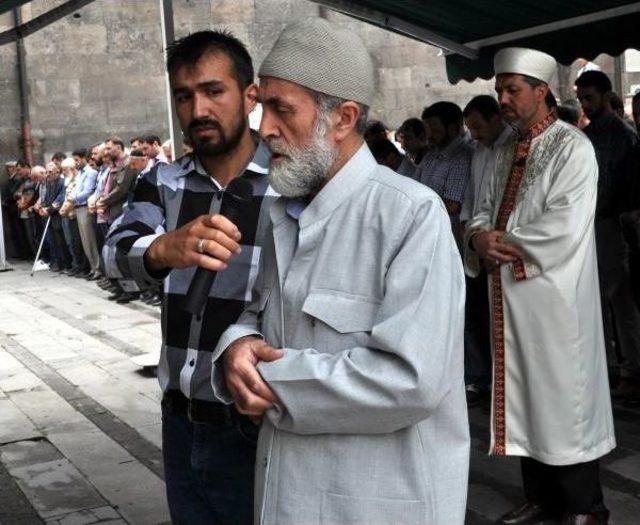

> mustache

[
  {"left": 500, "top": 104, "right": 516, "bottom": 112},
  {"left": 189, "top": 119, "right": 222, "bottom": 133},
  {"left": 266, "top": 138, "right": 294, "bottom": 156}
]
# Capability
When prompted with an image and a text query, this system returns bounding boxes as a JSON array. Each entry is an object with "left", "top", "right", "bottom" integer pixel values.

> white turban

[{"left": 494, "top": 47, "right": 557, "bottom": 85}]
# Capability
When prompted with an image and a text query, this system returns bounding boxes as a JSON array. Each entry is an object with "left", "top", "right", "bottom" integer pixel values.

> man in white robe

[
  {"left": 465, "top": 47, "right": 615, "bottom": 525},
  {"left": 211, "top": 17, "right": 469, "bottom": 525}
]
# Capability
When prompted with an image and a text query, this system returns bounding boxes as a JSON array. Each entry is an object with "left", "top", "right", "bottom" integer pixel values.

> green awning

[
  {"left": 0, "top": 0, "right": 31, "bottom": 15},
  {"left": 315, "top": 1, "right": 640, "bottom": 83}
]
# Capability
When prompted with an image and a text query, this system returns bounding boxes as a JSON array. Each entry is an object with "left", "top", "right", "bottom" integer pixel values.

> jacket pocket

[
  {"left": 320, "top": 491, "right": 428, "bottom": 525},
  {"left": 302, "top": 290, "right": 380, "bottom": 333}
]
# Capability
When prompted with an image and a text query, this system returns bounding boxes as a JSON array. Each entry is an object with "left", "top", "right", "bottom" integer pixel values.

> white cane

[{"left": 30, "top": 215, "right": 51, "bottom": 277}]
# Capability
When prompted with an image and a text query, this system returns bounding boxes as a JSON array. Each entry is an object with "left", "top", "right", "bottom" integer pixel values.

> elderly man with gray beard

[{"left": 210, "top": 17, "right": 469, "bottom": 525}]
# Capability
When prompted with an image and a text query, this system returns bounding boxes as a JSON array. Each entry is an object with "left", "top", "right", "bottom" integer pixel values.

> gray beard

[{"left": 267, "top": 125, "right": 337, "bottom": 198}]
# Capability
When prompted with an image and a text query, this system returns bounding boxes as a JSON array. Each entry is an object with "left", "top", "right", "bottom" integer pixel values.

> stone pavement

[{"left": 1, "top": 261, "right": 640, "bottom": 524}]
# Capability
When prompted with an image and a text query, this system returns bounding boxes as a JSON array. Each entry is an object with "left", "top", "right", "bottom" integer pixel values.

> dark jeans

[
  {"left": 161, "top": 396, "right": 257, "bottom": 525},
  {"left": 521, "top": 457, "right": 608, "bottom": 517},
  {"left": 464, "top": 272, "right": 491, "bottom": 387},
  {"left": 61, "top": 217, "right": 88, "bottom": 272}
]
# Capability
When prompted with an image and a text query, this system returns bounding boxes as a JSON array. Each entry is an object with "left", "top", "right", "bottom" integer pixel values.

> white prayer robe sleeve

[
  {"left": 503, "top": 138, "right": 598, "bottom": 281},
  {"left": 255, "top": 199, "right": 465, "bottom": 435}
]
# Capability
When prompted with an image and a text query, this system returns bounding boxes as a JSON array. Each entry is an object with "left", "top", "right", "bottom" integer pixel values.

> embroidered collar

[{"left": 520, "top": 109, "right": 558, "bottom": 141}]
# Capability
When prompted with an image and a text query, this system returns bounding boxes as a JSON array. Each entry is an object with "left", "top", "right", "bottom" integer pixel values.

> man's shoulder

[
  {"left": 144, "top": 156, "right": 190, "bottom": 191},
  {"left": 366, "top": 164, "right": 442, "bottom": 208},
  {"left": 544, "top": 120, "right": 592, "bottom": 150}
]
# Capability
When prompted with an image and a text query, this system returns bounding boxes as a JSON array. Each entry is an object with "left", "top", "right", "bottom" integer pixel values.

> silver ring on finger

[{"left": 196, "top": 238, "right": 207, "bottom": 254}]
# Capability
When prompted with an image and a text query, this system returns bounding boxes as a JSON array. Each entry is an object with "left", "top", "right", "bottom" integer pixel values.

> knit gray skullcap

[{"left": 259, "top": 17, "right": 374, "bottom": 106}]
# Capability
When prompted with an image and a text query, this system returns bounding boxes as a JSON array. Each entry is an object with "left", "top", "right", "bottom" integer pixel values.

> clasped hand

[
  {"left": 472, "top": 230, "right": 525, "bottom": 271},
  {"left": 223, "top": 336, "right": 283, "bottom": 417}
]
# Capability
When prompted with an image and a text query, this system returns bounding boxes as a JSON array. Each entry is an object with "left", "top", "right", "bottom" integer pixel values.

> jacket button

[{"left": 189, "top": 359, "right": 195, "bottom": 366}]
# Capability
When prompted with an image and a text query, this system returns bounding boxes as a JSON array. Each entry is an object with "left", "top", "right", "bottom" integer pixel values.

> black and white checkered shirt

[{"left": 105, "top": 140, "right": 276, "bottom": 401}]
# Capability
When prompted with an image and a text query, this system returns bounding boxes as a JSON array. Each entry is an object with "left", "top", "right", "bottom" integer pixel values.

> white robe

[{"left": 464, "top": 119, "right": 616, "bottom": 465}]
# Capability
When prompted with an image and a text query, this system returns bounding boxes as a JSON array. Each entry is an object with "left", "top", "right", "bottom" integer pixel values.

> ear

[
  {"left": 536, "top": 84, "right": 549, "bottom": 104},
  {"left": 332, "top": 101, "right": 362, "bottom": 142},
  {"left": 244, "top": 83, "right": 259, "bottom": 116}
]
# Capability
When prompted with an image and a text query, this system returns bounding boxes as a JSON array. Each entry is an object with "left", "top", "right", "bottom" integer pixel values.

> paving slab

[{"left": 1, "top": 439, "right": 106, "bottom": 519}]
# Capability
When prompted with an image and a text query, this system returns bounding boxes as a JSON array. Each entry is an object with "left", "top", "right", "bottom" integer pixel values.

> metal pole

[
  {"left": 159, "top": 0, "right": 183, "bottom": 161},
  {"left": 30, "top": 215, "right": 51, "bottom": 276},
  {"left": 13, "top": 7, "right": 33, "bottom": 166}
]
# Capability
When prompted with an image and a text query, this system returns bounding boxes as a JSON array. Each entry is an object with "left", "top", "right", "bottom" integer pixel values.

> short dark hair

[
  {"left": 166, "top": 30, "right": 254, "bottom": 89},
  {"left": 421, "top": 101, "right": 463, "bottom": 129},
  {"left": 130, "top": 136, "right": 144, "bottom": 145},
  {"left": 143, "top": 134, "right": 162, "bottom": 146},
  {"left": 463, "top": 95, "right": 500, "bottom": 120},
  {"left": 575, "top": 70, "right": 612, "bottom": 95},
  {"left": 72, "top": 148, "right": 88, "bottom": 159},
  {"left": 106, "top": 136, "right": 125, "bottom": 150},
  {"left": 129, "top": 149, "right": 146, "bottom": 158},
  {"left": 52, "top": 151, "right": 66, "bottom": 161},
  {"left": 369, "top": 138, "right": 400, "bottom": 162},
  {"left": 557, "top": 105, "right": 579, "bottom": 126},
  {"left": 397, "top": 118, "right": 426, "bottom": 138},
  {"left": 365, "top": 120, "right": 386, "bottom": 136},
  {"left": 16, "top": 159, "right": 30, "bottom": 168}
]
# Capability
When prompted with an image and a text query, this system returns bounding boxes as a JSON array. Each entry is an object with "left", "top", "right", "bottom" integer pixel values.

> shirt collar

[
  {"left": 587, "top": 111, "right": 618, "bottom": 132},
  {"left": 439, "top": 135, "right": 465, "bottom": 158},
  {"left": 176, "top": 138, "right": 271, "bottom": 184}
]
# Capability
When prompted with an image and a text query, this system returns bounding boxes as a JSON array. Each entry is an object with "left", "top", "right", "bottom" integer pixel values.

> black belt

[{"left": 162, "top": 390, "right": 235, "bottom": 425}]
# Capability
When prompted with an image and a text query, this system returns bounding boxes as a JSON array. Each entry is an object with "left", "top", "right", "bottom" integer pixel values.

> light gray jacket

[{"left": 213, "top": 145, "right": 469, "bottom": 525}]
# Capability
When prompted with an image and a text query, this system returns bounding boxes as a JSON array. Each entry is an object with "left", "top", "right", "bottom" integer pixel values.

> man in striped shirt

[{"left": 104, "top": 31, "right": 276, "bottom": 525}]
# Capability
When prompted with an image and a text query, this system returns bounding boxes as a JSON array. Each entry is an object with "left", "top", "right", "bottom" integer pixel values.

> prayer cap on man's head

[
  {"left": 494, "top": 47, "right": 557, "bottom": 85},
  {"left": 259, "top": 17, "right": 374, "bottom": 106}
]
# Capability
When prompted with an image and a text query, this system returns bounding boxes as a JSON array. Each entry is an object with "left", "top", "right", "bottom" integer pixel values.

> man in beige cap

[
  {"left": 212, "top": 16, "right": 469, "bottom": 525},
  {"left": 465, "top": 47, "right": 615, "bottom": 525}
]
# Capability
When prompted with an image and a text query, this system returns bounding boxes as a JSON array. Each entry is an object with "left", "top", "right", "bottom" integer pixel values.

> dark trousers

[
  {"left": 521, "top": 457, "right": 608, "bottom": 517},
  {"left": 62, "top": 217, "right": 88, "bottom": 272},
  {"left": 20, "top": 215, "right": 37, "bottom": 258},
  {"left": 596, "top": 218, "right": 640, "bottom": 381},
  {"left": 50, "top": 213, "right": 72, "bottom": 269},
  {"left": 161, "top": 396, "right": 257, "bottom": 525},
  {"left": 3, "top": 201, "right": 30, "bottom": 259},
  {"left": 464, "top": 272, "right": 491, "bottom": 386}
]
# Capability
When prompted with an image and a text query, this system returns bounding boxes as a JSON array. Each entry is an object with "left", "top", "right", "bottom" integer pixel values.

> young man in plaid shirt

[{"left": 105, "top": 31, "right": 277, "bottom": 525}]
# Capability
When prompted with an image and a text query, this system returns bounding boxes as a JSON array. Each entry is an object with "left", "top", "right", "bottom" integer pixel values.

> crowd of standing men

[{"left": 1, "top": 135, "right": 186, "bottom": 306}]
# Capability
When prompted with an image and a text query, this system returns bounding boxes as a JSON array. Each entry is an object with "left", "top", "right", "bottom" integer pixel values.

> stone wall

[{"left": 1, "top": 0, "right": 494, "bottom": 165}]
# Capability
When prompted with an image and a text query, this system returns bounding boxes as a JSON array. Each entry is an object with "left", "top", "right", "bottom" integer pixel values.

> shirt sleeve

[
  {"left": 104, "top": 165, "right": 167, "bottom": 289},
  {"left": 74, "top": 168, "right": 97, "bottom": 206}
]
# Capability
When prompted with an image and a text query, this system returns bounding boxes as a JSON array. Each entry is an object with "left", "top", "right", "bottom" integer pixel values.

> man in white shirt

[
  {"left": 460, "top": 95, "right": 514, "bottom": 405},
  {"left": 141, "top": 135, "right": 169, "bottom": 175}
]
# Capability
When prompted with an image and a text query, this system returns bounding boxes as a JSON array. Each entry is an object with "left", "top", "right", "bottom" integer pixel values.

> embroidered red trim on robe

[{"left": 491, "top": 110, "right": 557, "bottom": 455}]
